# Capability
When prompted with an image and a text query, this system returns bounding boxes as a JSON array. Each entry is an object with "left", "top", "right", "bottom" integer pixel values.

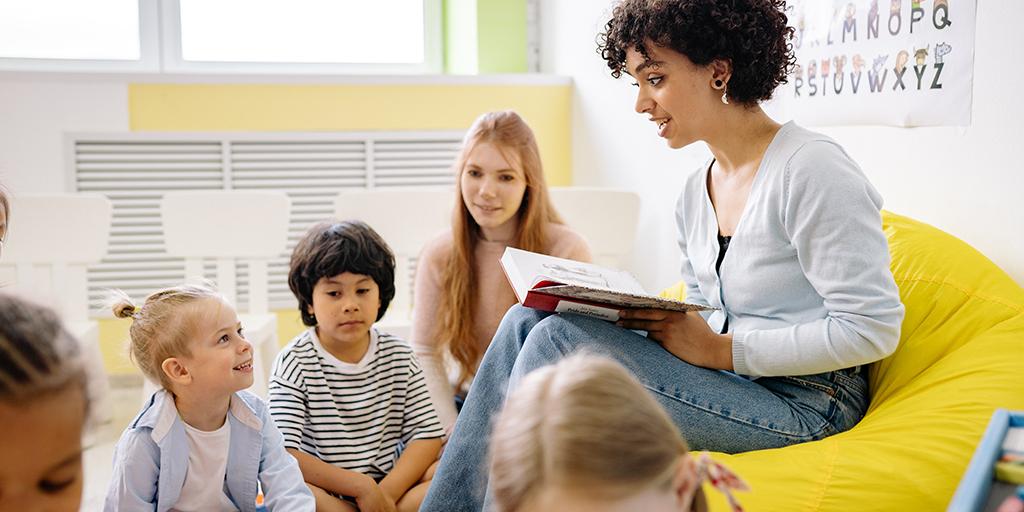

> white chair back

[
  {"left": 157, "top": 190, "right": 291, "bottom": 399},
  {"left": 2, "top": 194, "right": 112, "bottom": 321},
  {"left": 333, "top": 188, "right": 455, "bottom": 329},
  {"left": 1, "top": 193, "right": 114, "bottom": 427},
  {"left": 161, "top": 190, "right": 291, "bottom": 314},
  {"left": 549, "top": 187, "right": 641, "bottom": 268}
]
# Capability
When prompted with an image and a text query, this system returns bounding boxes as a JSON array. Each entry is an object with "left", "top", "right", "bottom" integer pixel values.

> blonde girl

[
  {"left": 489, "top": 354, "right": 747, "bottom": 512},
  {"left": 104, "top": 284, "right": 313, "bottom": 511},
  {"left": 411, "top": 110, "right": 592, "bottom": 431},
  {"left": 0, "top": 293, "right": 89, "bottom": 512}
]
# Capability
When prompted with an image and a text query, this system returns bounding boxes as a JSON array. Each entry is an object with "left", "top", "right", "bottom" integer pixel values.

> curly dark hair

[
  {"left": 288, "top": 220, "right": 396, "bottom": 326},
  {"left": 597, "top": 0, "right": 796, "bottom": 105}
]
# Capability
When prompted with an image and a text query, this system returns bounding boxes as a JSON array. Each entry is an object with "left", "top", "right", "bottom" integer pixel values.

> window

[
  {"left": 0, "top": 0, "right": 441, "bottom": 73},
  {"left": 164, "top": 0, "right": 441, "bottom": 73},
  {"left": 0, "top": 0, "right": 159, "bottom": 71}
]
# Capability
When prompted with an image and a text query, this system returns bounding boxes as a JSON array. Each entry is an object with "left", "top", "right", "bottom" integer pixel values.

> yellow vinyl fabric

[{"left": 660, "top": 211, "right": 1024, "bottom": 511}]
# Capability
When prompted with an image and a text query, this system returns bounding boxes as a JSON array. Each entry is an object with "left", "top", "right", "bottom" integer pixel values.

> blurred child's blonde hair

[
  {"left": 0, "top": 292, "right": 87, "bottom": 409},
  {"left": 489, "top": 353, "right": 689, "bottom": 511},
  {"left": 110, "top": 283, "right": 221, "bottom": 389}
]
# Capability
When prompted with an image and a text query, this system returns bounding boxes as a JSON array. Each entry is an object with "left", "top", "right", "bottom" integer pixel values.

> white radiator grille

[{"left": 70, "top": 132, "right": 461, "bottom": 314}]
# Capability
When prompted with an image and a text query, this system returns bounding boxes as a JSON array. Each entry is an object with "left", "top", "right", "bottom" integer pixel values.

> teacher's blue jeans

[{"left": 420, "top": 305, "right": 870, "bottom": 512}]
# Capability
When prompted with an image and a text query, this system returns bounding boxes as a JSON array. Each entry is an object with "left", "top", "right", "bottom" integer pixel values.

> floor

[{"left": 81, "top": 384, "right": 143, "bottom": 511}]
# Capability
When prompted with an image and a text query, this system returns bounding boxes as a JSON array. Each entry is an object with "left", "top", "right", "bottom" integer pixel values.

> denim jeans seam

[
  {"left": 833, "top": 370, "right": 867, "bottom": 394},
  {"left": 778, "top": 375, "right": 837, "bottom": 396},
  {"left": 828, "top": 373, "right": 868, "bottom": 432},
  {"left": 644, "top": 384, "right": 831, "bottom": 442}
]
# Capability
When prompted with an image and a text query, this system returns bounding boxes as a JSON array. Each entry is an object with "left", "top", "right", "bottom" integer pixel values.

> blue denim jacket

[{"left": 104, "top": 390, "right": 314, "bottom": 511}]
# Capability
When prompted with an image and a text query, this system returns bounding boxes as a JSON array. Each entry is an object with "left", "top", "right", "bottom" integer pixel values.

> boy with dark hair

[{"left": 270, "top": 220, "right": 443, "bottom": 512}]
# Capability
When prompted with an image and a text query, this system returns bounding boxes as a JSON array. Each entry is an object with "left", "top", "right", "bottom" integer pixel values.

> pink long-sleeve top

[{"left": 410, "top": 223, "right": 592, "bottom": 432}]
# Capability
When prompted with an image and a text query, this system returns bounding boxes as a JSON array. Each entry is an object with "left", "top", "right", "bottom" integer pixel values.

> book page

[
  {"left": 539, "top": 284, "right": 714, "bottom": 313},
  {"left": 1005, "top": 427, "right": 1024, "bottom": 454},
  {"left": 502, "top": 247, "right": 645, "bottom": 294}
]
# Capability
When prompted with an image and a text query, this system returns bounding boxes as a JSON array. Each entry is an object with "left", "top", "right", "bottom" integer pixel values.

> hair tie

[{"left": 696, "top": 452, "right": 749, "bottom": 512}]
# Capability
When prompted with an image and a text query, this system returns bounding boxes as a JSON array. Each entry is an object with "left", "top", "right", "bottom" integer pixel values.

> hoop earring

[{"left": 712, "top": 79, "right": 729, "bottom": 105}]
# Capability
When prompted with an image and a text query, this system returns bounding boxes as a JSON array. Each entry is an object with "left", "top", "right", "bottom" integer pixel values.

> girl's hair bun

[{"left": 109, "top": 290, "right": 138, "bottom": 319}]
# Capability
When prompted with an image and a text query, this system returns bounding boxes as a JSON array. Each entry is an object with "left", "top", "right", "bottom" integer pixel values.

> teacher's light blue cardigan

[{"left": 676, "top": 121, "right": 905, "bottom": 378}]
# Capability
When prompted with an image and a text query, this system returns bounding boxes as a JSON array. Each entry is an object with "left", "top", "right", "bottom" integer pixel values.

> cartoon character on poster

[
  {"left": 786, "top": 0, "right": 974, "bottom": 126},
  {"left": 833, "top": 55, "right": 847, "bottom": 93},
  {"left": 893, "top": 50, "right": 909, "bottom": 90},
  {"left": 851, "top": 54, "right": 866, "bottom": 93}
]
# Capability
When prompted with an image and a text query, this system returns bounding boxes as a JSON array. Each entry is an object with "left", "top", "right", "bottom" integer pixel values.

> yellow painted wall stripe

[{"left": 128, "top": 83, "right": 571, "bottom": 184}]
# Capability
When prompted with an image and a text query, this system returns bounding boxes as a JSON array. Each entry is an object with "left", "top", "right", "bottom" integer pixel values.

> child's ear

[
  {"left": 674, "top": 455, "right": 707, "bottom": 512},
  {"left": 161, "top": 357, "right": 192, "bottom": 386}
]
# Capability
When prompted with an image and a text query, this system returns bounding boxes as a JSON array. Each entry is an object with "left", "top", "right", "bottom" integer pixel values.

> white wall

[
  {"left": 540, "top": 0, "right": 1024, "bottom": 290},
  {"left": 0, "top": 78, "right": 128, "bottom": 194},
  {"left": 2, "top": 1, "right": 1021, "bottom": 290}
]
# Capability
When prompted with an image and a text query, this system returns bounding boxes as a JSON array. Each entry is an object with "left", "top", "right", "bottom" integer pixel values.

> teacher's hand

[{"left": 616, "top": 309, "right": 734, "bottom": 370}]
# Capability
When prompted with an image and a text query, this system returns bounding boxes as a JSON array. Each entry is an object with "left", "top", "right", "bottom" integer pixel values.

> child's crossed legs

[{"left": 308, "top": 460, "right": 439, "bottom": 512}]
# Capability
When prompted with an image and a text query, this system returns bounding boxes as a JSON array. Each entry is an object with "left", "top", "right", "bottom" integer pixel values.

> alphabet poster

[{"left": 785, "top": 0, "right": 976, "bottom": 127}]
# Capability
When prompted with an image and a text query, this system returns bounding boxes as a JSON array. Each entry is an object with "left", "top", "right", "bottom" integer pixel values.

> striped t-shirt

[{"left": 268, "top": 327, "right": 444, "bottom": 480}]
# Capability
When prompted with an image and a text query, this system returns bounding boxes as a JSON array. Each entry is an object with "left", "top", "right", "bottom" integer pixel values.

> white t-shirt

[{"left": 171, "top": 418, "right": 238, "bottom": 512}]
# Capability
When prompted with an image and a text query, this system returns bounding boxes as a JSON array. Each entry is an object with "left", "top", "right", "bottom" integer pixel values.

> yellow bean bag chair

[{"left": 661, "top": 211, "right": 1024, "bottom": 511}]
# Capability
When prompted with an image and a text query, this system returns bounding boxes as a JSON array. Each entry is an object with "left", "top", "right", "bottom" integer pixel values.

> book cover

[{"left": 500, "top": 247, "right": 714, "bottom": 321}]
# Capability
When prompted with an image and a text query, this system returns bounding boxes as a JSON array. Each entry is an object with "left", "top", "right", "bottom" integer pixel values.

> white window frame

[
  {"left": 159, "top": 0, "right": 443, "bottom": 75},
  {"left": 0, "top": 0, "right": 161, "bottom": 73},
  {"left": 0, "top": 0, "right": 442, "bottom": 74}
]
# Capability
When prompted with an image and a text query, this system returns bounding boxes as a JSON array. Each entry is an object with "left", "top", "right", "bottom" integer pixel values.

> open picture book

[{"left": 500, "top": 247, "right": 715, "bottom": 322}]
